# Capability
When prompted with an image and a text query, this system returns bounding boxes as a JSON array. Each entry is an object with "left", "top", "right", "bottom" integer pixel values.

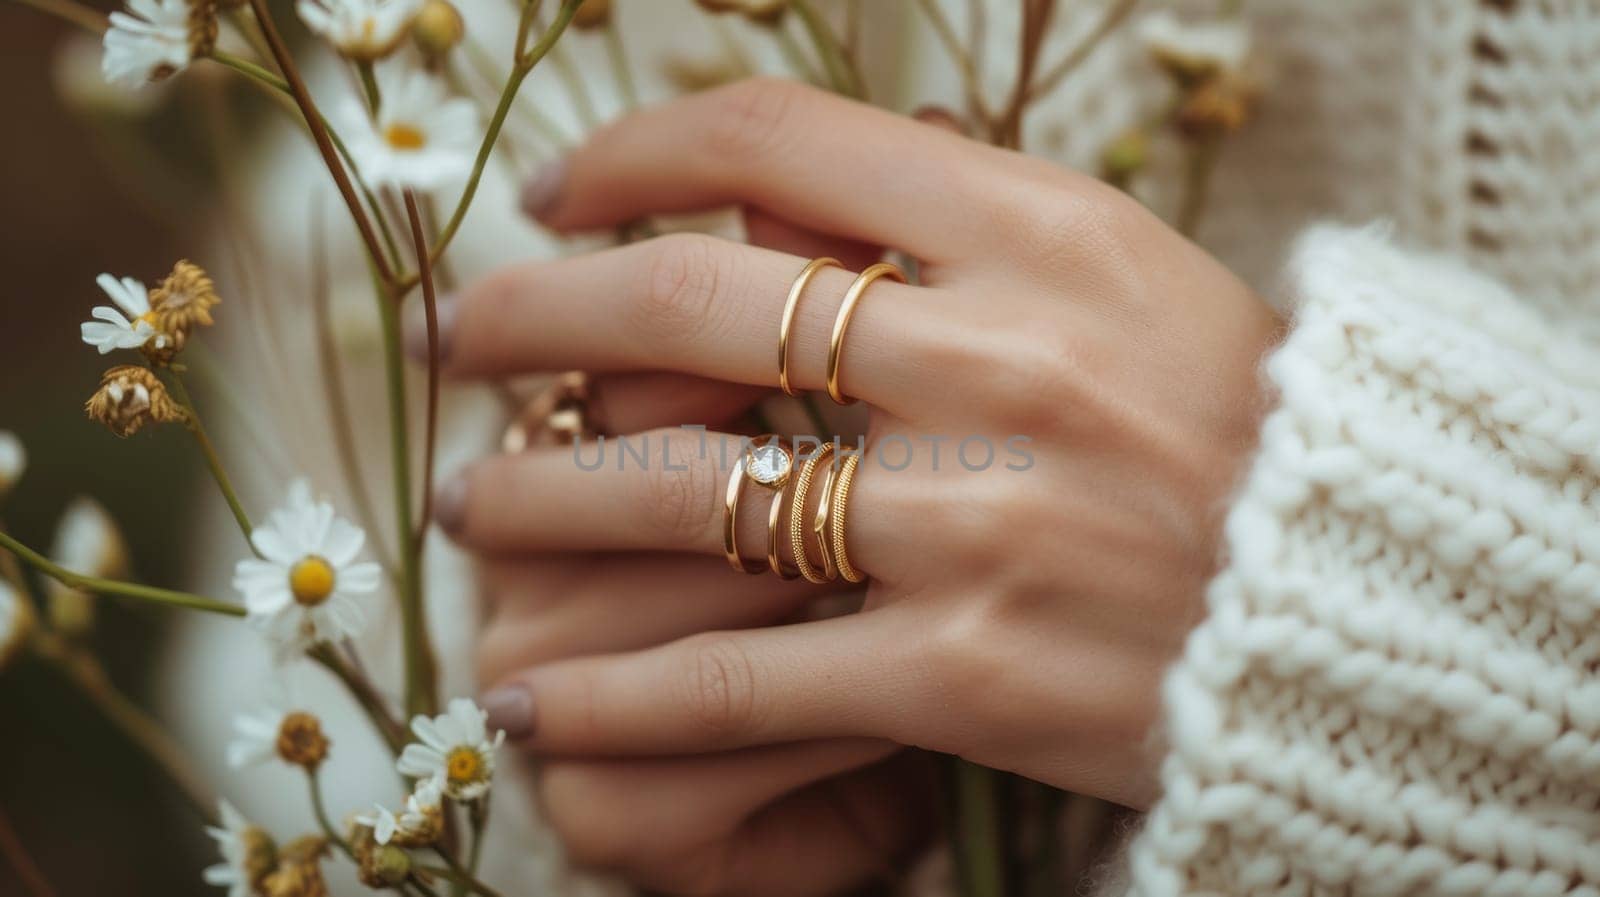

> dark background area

[{"left": 0, "top": 7, "right": 220, "bottom": 894}]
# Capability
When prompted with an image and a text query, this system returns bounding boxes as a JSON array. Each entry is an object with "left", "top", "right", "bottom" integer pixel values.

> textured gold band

[
  {"left": 829, "top": 452, "right": 865, "bottom": 583},
  {"left": 825, "top": 262, "right": 907, "bottom": 405},
  {"left": 788, "top": 443, "right": 838, "bottom": 583},
  {"left": 778, "top": 257, "right": 841, "bottom": 397}
]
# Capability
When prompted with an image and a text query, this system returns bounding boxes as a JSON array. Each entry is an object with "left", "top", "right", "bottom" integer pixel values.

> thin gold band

[
  {"left": 825, "top": 262, "right": 908, "bottom": 405},
  {"left": 724, "top": 436, "right": 791, "bottom": 574},
  {"left": 788, "top": 443, "right": 838, "bottom": 583},
  {"left": 778, "top": 257, "right": 841, "bottom": 397},
  {"left": 766, "top": 487, "right": 799, "bottom": 580},
  {"left": 829, "top": 452, "right": 865, "bottom": 583},
  {"left": 811, "top": 449, "right": 843, "bottom": 582}
]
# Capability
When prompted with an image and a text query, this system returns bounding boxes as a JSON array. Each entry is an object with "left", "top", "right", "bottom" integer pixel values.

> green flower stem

[
  {"left": 550, "top": 41, "right": 599, "bottom": 128},
  {"left": 948, "top": 758, "right": 1006, "bottom": 897},
  {"left": 426, "top": 0, "right": 583, "bottom": 270},
  {"left": 374, "top": 274, "right": 438, "bottom": 718},
  {"left": 35, "top": 633, "right": 218, "bottom": 820},
  {"left": 0, "top": 531, "right": 243, "bottom": 617},
  {"left": 210, "top": 51, "right": 408, "bottom": 277},
  {"left": 408, "top": 875, "right": 447, "bottom": 897},
  {"left": 167, "top": 368, "right": 258, "bottom": 556},
  {"left": 791, "top": 0, "right": 864, "bottom": 99},
  {"left": 358, "top": 60, "right": 382, "bottom": 113},
  {"left": 425, "top": 848, "right": 505, "bottom": 897},
  {"left": 306, "top": 769, "right": 355, "bottom": 859},
  {"left": 912, "top": 0, "right": 991, "bottom": 124},
  {"left": 1024, "top": 0, "right": 1138, "bottom": 104},
  {"left": 603, "top": 19, "right": 638, "bottom": 109},
  {"left": 308, "top": 644, "right": 408, "bottom": 754},
  {"left": 403, "top": 192, "right": 442, "bottom": 557},
  {"left": 1176, "top": 135, "right": 1221, "bottom": 238}
]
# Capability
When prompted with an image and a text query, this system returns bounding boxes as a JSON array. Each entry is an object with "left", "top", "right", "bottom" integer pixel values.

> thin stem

[
  {"left": 550, "top": 42, "right": 598, "bottom": 128},
  {"left": 1176, "top": 136, "right": 1221, "bottom": 238},
  {"left": 0, "top": 806, "right": 57, "bottom": 897},
  {"left": 409, "top": 875, "right": 447, "bottom": 897},
  {"left": 309, "top": 206, "right": 399, "bottom": 581},
  {"left": 7, "top": 0, "right": 104, "bottom": 33},
  {"left": 466, "top": 799, "right": 488, "bottom": 880},
  {"left": 243, "top": 0, "right": 398, "bottom": 287},
  {"left": 462, "top": 37, "right": 570, "bottom": 148},
  {"left": 913, "top": 0, "right": 991, "bottom": 124},
  {"left": 948, "top": 758, "right": 1005, "bottom": 897},
  {"left": 428, "top": 0, "right": 583, "bottom": 268},
  {"left": 167, "top": 368, "right": 258, "bottom": 555},
  {"left": 426, "top": 849, "right": 505, "bottom": 897},
  {"left": 309, "top": 644, "right": 408, "bottom": 755},
  {"left": 225, "top": 7, "right": 276, "bottom": 65},
  {"left": 0, "top": 531, "right": 243, "bottom": 617},
  {"left": 1026, "top": 0, "right": 1138, "bottom": 103},
  {"left": 403, "top": 193, "right": 442, "bottom": 557},
  {"left": 773, "top": 23, "right": 824, "bottom": 84},
  {"left": 791, "top": 0, "right": 864, "bottom": 98},
  {"left": 39, "top": 637, "right": 218, "bottom": 819},
  {"left": 602, "top": 18, "right": 638, "bottom": 109},
  {"left": 992, "top": 0, "right": 1055, "bottom": 148},
  {"left": 358, "top": 61, "right": 382, "bottom": 113},
  {"left": 307, "top": 770, "right": 355, "bottom": 859}
]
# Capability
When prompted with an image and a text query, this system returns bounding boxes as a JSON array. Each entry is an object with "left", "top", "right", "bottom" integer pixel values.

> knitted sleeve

[{"left": 1124, "top": 225, "right": 1600, "bottom": 897}]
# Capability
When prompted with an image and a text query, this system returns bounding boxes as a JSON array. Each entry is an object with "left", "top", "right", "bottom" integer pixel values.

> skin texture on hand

[{"left": 428, "top": 79, "right": 1283, "bottom": 896}]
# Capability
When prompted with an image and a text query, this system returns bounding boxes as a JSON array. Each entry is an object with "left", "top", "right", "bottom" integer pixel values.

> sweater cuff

[{"left": 1126, "top": 224, "right": 1600, "bottom": 896}]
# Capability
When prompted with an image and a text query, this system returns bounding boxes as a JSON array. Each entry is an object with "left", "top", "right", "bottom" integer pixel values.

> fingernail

[
  {"left": 404, "top": 293, "right": 457, "bottom": 365},
  {"left": 519, "top": 157, "right": 569, "bottom": 222},
  {"left": 481, "top": 684, "right": 535, "bottom": 741},
  {"left": 436, "top": 471, "right": 468, "bottom": 538}
]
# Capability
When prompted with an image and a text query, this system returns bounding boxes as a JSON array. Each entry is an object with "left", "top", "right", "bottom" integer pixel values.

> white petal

[
  {"left": 337, "top": 561, "right": 381, "bottom": 594},
  {"left": 397, "top": 743, "right": 444, "bottom": 778},
  {"left": 322, "top": 517, "right": 366, "bottom": 566}
]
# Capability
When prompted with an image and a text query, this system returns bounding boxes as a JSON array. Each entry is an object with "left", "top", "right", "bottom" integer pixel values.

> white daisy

[
  {"left": 80, "top": 273, "right": 169, "bottom": 355},
  {"left": 341, "top": 67, "right": 478, "bottom": 191},
  {"left": 356, "top": 775, "right": 445, "bottom": 846},
  {"left": 231, "top": 480, "right": 379, "bottom": 659},
  {"left": 1137, "top": 10, "right": 1251, "bottom": 79},
  {"left": 202, "top": 800, "right": 274, "bottom": 897},
  {"left": 396, "top": 698, "right": 505, "bottom": 800},
  {"left": 0, "top": 581, "right": 33, "bottom": 671},
  {"left": 227, "top": 696, "right": 288, "bottom": 769},
  {"left": 102, "top": 0, "right": 192, "bottom": 87},
  {"left": 297, "top": 0, "right": 424, "bottom": 61},
  {"left": 0, "top": 431, "right": 24, "bottom": 499}
]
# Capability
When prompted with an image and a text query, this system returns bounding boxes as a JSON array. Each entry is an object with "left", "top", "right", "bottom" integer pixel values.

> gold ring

[
  {"left": 723, "top": 435, "right": 793, "bottom": 574},
  {"left": 829, "top": 451, "right": 865, "bottom": 583},
  {"left": 778, "top": 258, "right": 841, "bottom": 397},
  {"left": 810, "top": 446, "right": 843, "bottom": 582},
  {"left": 787, "top": 442, "right": 838, "bottom": 583},
  {"left": 766, "top": 488, "right": 799, "bottom": 579},
  {"left": 501, "top": 371, "right": 594, "bottom": 453},
  {"left": 826, "top": 262, "right": 907, "bottom": 405}
]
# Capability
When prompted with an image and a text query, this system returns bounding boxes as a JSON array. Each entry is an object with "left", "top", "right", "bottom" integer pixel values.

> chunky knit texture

[{"left": 1124, "top": 225, "right": 1600, "bottom": 896}]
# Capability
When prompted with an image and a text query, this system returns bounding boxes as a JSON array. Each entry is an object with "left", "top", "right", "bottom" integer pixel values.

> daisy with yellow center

[
  {"left": 355, "top": 775, "right": 445, "bottom": 847},
  {"left": 341, "top": 66, "right": 478, "bottom": 191},
  {"left": 80, "top": 273, "right": 170, "bottom": 355},
  {"left": 231, "top": 480, "right": 379, "bottom": 660},
  {"left": 296, "top": 0, "right": 423, "bottom": 61},
  {"left": 396, "top": 698, "right": 505, "bottom": 801}
]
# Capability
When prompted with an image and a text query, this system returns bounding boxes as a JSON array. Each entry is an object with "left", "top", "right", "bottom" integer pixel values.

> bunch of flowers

[{"left": 0, "top": 1, "right": 1260, "bottom": 895}]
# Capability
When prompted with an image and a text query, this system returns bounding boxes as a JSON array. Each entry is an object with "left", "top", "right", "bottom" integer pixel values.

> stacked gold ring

[
  {"left": 788, "top": 443, "right": 838, "bottom": 583},
  {"left": 724, "top": 436, "right": 794, "bottom": 574},
  {"left": 826, "top": 263, "right": 908, "bottom": 405}
]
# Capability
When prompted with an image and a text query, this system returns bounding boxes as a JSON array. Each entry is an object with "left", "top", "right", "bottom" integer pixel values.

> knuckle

[
  {"left": 635, "top": 234, "right": 730, "bottom": 347},
  {"left": 677, "top": 634, "right": 760, "bottom": 741},
  {"left": 704, "top": 76, "right": 807, "bottom": 163},
  {"left": 538, "top": 764, "right": 640, "bottom": 869},
  {"left": 633, "top": 430, "right": 718, "bottom": 545},
  {"left": 1004, "top": 180, "right": 1139, "bottom": 277}
]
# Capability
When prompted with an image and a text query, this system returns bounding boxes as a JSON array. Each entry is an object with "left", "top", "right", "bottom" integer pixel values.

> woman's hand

[{"left": 438, "top": 78, "right": 1281, "bottom": 894}]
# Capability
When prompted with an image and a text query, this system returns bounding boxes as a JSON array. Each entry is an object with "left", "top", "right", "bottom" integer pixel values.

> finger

[
  {"left": 741, "top": 208, "right": 881, "bottom": 274},
  {"left": 587, "top": 372, "right": 766, "bottom": 433},
  {"left": 536, "top": 739, "right": 897, "bottom": 875},
  {"left": 522, "top": 77, "right": 1023, "bottom": 265},
  {"left": 480, "top": 606, "right": 924, "bottom": 755},
  {"left": 447, "top": 234, "right": 938, "bottom": 412},
  {"left": 476, "top": 553, "right": 826, "bottom": 681}
]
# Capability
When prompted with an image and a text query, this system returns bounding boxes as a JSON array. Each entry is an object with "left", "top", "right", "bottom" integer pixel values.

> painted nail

[
  {"left": 403, "top": 292, "right": 457, "bottom": 364},
  {"left": 435, "top": 471, "right": 468, "bottom": 537},
  {"left": 480, "top": 684, "right": 535, "bottom": 741},
  {"left": 519, "top": 156, "right": 569, "bottom": 222}
]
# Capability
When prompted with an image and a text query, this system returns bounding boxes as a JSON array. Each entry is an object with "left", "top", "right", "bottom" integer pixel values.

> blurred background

[{"left": 0, "top": 6, "right": 221, "bottom": 893}]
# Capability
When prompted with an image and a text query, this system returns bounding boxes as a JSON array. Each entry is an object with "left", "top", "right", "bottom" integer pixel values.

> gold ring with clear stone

[{"left": 723, "top": 435, "right": 794, "bottom": 574}]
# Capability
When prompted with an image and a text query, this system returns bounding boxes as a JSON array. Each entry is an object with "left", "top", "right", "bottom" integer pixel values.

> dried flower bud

[
  {"left": 0, "top": 581, "right": 34, "bottom": 673},
  {"left": 150, "top": 259, "right": 221, "bottom": 339},
  {"left": 240, "top": 825, "right": 280, "bottom": 893},
  {"left": 46, "top": 496, "right": 128, "bottom": 637},
  {"left": 412, "top": 0, "right": 465, "bottom": 62},
  {"left": 187, "top": 0, "right": 220, "bottom": 60},
  {"left": 351, "top": 824, "right": 412, "bottom": 889},
  {"left": 1099, "top": 128, "right": 1150, "bottom": 188},
  {"left": 85, "top": 366, "right": 186, "bottom": 437},
  {"left": 1138, "top": 11, "right": 1249, "bottom": 88},
  {"left": 572, "top": 0, "right": 610, "bottom": 28},
  {"left": 263, "top": 836, "right": 330, "bottom": 897},
  {"left": 693, "top": 0, "right": 787, "bottom": 26},
  {"left": 0, "top": 431, "right": 24, "bottom": 501},
  {"left": 275, "top": 712, "right": 331, "bottom": 770},
  {"left": 1175, "top": 72, "right": 1259, "bottom": 139}
]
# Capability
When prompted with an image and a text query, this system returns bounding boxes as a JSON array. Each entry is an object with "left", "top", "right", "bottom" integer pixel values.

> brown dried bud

[
  {"left": 693, "top": 0, "right": 787, "bottom": 26},
  {"left": 240, "top": 826, "right": 280, "bottom": 894},
  {"left": 1175, "top": 72, "right": 1259, "bottom": 140},
  {"left": 572, "top": 0, "right": 611, "bottom": 28},
  {"left": 187, "top": 0, "right": 219, "bottom": 59},
  {"left": 413, "top": 0, "right": 465, "bottom": 62},
  {"left": 150, "top": 259, "right": 221, "bottom": 337},
  {"left": 276, "top": 712, "right": 330, "bottom": 770},
  {"left": 351, "top": 824, "right": 411, "bottom": 889},
  {"left": 84, "top": 366, "right": 186, "bottom": 437}
]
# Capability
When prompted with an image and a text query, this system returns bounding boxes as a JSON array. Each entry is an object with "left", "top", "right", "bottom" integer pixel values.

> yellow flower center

[
  {"left": 445, "top": 747, "right": 484, "bottom": 786},
  {"left": 136, "top": 310, "right": 159, "bottom": 327},
  {"left": 289, "top": 556, "right": 336, "bottom": 606},
  {"left": 384, "top": 123, "right": 428, "bottom": 151}
]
